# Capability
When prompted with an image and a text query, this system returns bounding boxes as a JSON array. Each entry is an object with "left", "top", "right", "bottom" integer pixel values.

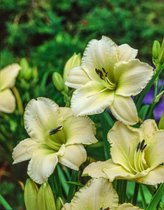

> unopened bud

[
  {"left": 20, "top": 58, "right": 32, "bottom": 80},
  {"left": 37, "top": 182, "right": 56, "bottom": 210},
  {"left": 24, "top": 179, "right": 38, "bottom": 210},
  {"left": 152, "top": 40, "right": 160, "bottom": 59},
  {"left": 52, "top": 72, "right": 65, "bottom": 91},
  {"left": 63, "top": 53, "right": 81, "bottom": 81}
]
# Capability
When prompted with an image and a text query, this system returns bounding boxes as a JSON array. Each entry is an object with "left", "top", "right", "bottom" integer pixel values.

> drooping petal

[
  {"left": 24, "top": 97, "right": 59, "bottom": 140},
  {"left": 145, "top": 131, "right": 164, "bottom": 168},
  {"left": 82, "top": 36, "right": 117, "bottom": 82},
  {"left": 108, "top": 122, "right": 142, "bottom": 173},
  {"left": 117, "top": 203, "right": 142, "bottom": 210},
  {"left": 83, "top": 160, "right": 111, "bottom": 179},
  {"left": 0, "top": 89, "right": 16, "bottom": 113},
  {"left": 137, "top": 166, "right": 164, "bottom": 185},
  {"left": 28, "top": 148, "right": 58, "bottom": 184},
  {"left": 110, "top": 95, "right": 138, "bottom": 125},
  {"left": 62, "top": 178, "right": 119, "bottom": 210},
  {"left": 0, "top": 63, "right": 20, "bottom": 90},
  {"left": 63, "top": 116, "right": 97, "bottom": 145},
  {"left": 117, "top": 44, "right": 138, "bottom": 61},
  {"left": 12, "top": 138, "right": 38, "bottom": 164},
  {"left": 71, "top": 81, "right": 114, "bottom": 116},
  {"left": 65, "top": 66, "right": 91, "bottom": 89},
  {"left": 58, "top": 145, "right": 87, "bottom": 170},
  {"left": 114, "top": 59, "right": 153, "bottom": 96}
]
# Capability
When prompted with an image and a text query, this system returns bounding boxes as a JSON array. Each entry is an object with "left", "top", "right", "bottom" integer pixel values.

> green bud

[
  {"left": 63, "top": 53, "right": 81, "bottom": 81},
  {"left": 159, "top": 114, "right": 164, "bottom": 129},
  {"left": 20, "top": 58, "right": 32, "bottom": 80},
  {"left": 152, "top": 40, "right": 160, "bottom": 59},
  {"left": 159, "top": 39, "right": 164, "bottom": 65},
  {"left": 32, "top": 67, "right": 38, "bottom": 79},
  {"left": 37, "top": 182, "right": 56, "bottom": 210},
  {"left": 52, "top": 72, "right": 65, "bottom": 91},
  {"left": 24, "top": 179, "right": 38, "bottom": 210}
]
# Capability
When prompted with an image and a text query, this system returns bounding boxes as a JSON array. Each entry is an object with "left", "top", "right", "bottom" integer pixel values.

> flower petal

[
  {"left": 24, "top": 97, "right": 59, "bottom": 140},
  {"left": 12, "top": 138, "right": 38, "bottom": 164},
  {"left": 114, "top": 59, "right": 153, "bottom": 96},
  {"left": 62, "top": 178, "right": 119, "bottom": 210},
  {"left": 28, "top": 148, "right": 58, "bottom": 184},
  {"left": 140, "top": 119, "right": 158, "bottom": 141},
  {"left": 58, "top": 145, "right": 87, "bottom": 170},
  {"left": 137, "top": 165, "right": 164, "bottom": 185},
  {"left": 0, "top": 63, "right": 20, "bottom": 90},
  {"left": 63, "top": 116, "right": 97, "bottom": 145},
  {"left": 110, "top": 95, "right": 138, "bottom": 125},
  {"left": 83, "top": 160, "right": 111, "bottom": 179},
  {"left": 117, "top": 203, "right": 142, "bottom": 210},
  {"left": 145, "top": 131, "right": 164, "bottom": 168},
  {"left": 65, "top": 66, "right": 91, "bottom": 89},
  {"left": 108, "top": 122, "right": 142, "bottom": 173},
  {"left": 0, "top": 89, "right": 16, "bottom": 113},
  {"left": 117, "top": 44, "right": 138, "bottom": 61},
  {"left": 71, "top": 81, "right": 114, "bottom": 116},
  {"left": 82, "top": 36, "right": 117, "bottom": 82}
]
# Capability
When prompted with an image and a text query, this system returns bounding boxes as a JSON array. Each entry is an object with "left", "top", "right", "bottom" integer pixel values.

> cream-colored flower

[
  {"left": 0, "top": 64, "right": 20, "bottom": 113},
  {"left": 12, "top": 97, "right": 97, "bottom": 184},
  {"left": 65, "top": 36, "right": 153, "bottom": 125},
  {"left": 83, "top": 120, "right": 164, "bottom": 185},
  {"left": 62, "top": 178, "right": 141, "bottom": 210}
]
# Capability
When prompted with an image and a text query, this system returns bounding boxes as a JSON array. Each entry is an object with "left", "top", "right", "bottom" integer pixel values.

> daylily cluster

[{"left": 0, "top": 64, "right": 20, "bottom": 113}]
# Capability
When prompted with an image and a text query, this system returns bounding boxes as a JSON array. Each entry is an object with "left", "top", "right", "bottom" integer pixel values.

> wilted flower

[
  {"left": 13, "top": 97, "right": 97, "bottom": 184},
  {"left": 83, "top": 120, "right": 164, "bottom": 185},
  {"left": 66, "top": 36, "right": 153, "bottom": 125},
  {"left": 0, "top": 64, "right": 20, "bottom": 113},
  {"left": 62, "top": 178, "right": 141, "bottom": 210}
]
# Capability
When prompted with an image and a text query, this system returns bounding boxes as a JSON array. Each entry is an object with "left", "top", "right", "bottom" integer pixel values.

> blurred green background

[{"left": 0, "top": 0, "right": 164, "bottom": 209}]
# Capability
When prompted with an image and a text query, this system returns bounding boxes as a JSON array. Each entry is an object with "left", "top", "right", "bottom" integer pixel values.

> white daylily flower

[
  {"left": 65, "top": 36, "right": 153, "bottom": 125},
  {"left": 12, "top": 97, "right": 97, "bottom": 184},
  {"left": 62, "top": 178, "right": 141, "bottom": 210},
  {"left": 0, "top": 64, "right": 20, "bottom": 113},
  {"left": 83, "top": 120, "right": 164, "bottom": 185}
]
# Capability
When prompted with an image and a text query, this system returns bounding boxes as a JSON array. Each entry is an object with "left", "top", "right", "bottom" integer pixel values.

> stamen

[
  {"left": 140, "top": 140, "right": 145, "bottom": 151},
  {"left": 141, "top": 144, "right": 147, "bottom": 152},
  {"left": 136, "top": 142, "right": 141, "bottom": 152},
  {"left": 87, "top": 87, "right": 108, "bottom": 98},
  {"left": 49, "top": 125, "right": 62, "bottom": 135}
]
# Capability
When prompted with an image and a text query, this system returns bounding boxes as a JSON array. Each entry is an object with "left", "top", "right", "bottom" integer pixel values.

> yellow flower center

[
  {"left": 128, "top": 140, "right": 149, "bottom": 174},
  {"left": 95, "top": 67, "right": 116, "bottom": 90},
  {"left": 46, "top": 125, "right": 66, "bottom": 152}
]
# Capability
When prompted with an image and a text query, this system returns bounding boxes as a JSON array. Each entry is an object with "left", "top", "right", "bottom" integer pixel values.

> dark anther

[
  {"left": 102, "top": 67, "right": 108, "bottom": 76},
  {"left": 136, "top": 142, "right": 141, "bottom": 152},
  {"left": 99, "top": 208, "right": 110, "bottom": 210},
  {"left": 49, "top": 125, "right": 62, "bottom": 135},
  {"left": 141, "top": 144, "right": 147, "bottom": 152},
  {"left": 95, "top": 68, "right": 103, "bottom": 79},
  {"left": 140, "top": 140, "right": 145, "bottom": 151}
]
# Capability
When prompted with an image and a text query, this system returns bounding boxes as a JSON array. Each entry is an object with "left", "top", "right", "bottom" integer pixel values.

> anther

[
  {"left": 140, "top": 140, "right": 145, "bottom": 151},
  {"left": 136, "top": 142, "right": 141, "bottom": 152},
  {"left": 49, "top": 125, "right": 62, "bottom": 135}
]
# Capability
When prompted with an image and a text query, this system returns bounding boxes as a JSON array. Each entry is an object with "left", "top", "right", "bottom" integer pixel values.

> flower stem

[
  {"left": 140, "top": 185, "right": 147, "bottom": 209},
  {"left": 0, "top": 194, "right": 12, "bottom": 210},
  {"left": 117, "top": 180, "right": 127, "bottom": 203},
  {"left": 132, "top": 183, "right": 139, "bottom": 205},
  {"left": 57, "top": 165, "right": 69, "bottom": 196},
  {"left": 12, "top": 86, "right": 24, "bottom": 114},
  {"left": 146, "top": 184, "right": 164, "bottom": 210}
]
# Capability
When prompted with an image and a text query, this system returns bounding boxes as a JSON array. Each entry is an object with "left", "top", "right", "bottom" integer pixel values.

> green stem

[
  {"left": 146, "top": 184, "right": 164, "bottom": 210},
  {"left": 67, "top": 170, "right": 78, "bottom": 202},
  {"left": 0, "top": 194, "right": 12, "bottom": 210},
  {"left": 140, "top": 185, "right": 147, "bottom": 209},
  {"left": 12, "top": 86, "right": 24, "bottom": 114},
  {"left": 57, "top": 165, "right": 69, "bottom": 196},
  {"left": 132, "top": 183, "right": 139, "bottom": 205},
  {"left": 117, "top": 180, "right": 127, "bottom": 203},
  {"left": 136, "top": 64, "right": 164, "bottom": 111}
]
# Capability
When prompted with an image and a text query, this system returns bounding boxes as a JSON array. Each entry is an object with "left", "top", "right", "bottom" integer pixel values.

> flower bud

[
  {"left": 20, "top": 58, "right": 32, "bottom": 80},
  {"left": 24, "top": 179, "right": 38, "bottom": 210},
  {"left": 152, "top": 40, "right": 160, "bottom": 59},
  {"left": 37, "top": 182, "right": 56, "bottom": 210},
  {"left": 52, "top": 72, "right": 65, "bottom": 92},
  {"left": 63, "top": 53, "right": 81, "bottom": 81}
]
